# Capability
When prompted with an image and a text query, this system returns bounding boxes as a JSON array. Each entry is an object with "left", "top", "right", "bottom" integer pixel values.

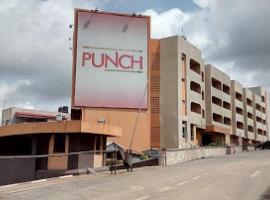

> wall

[
  {"left": 83, "top": 108, "right": 150, "bottom": 152},
  {"left": 47, "top": 134, "right": 69, "bottom": 170},
  {"left": 0, "top": 158, "right": 36, "bottom": 185},
  {"left": 161, "top": 147, "right": 227, "bottom": 165},
  {"left": 205, "top": 64, "right": 232, "bottom": 146},
  {"left": 160, "top": 36, "right": 179, "bottom": 148},
  {"left": 149, "top": 39, "right": 161, "bottom": 149}
]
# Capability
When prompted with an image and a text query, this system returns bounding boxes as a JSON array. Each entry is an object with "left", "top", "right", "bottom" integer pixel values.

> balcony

[
  {"left": 223, "top": 101, "right": 231, "bottom": 110},
  {"left": 213, "top": 113, "right": 223, "bottom": 124},
  {"left": 236, "top": 107, "right": 243, "bottom": 115},
  {"left": 190, "top": 81, "right": 201, "bottom": 94},
  {"left": 191, "top": 102, "right": 201, "bottom": 115},
  {"left": 212, "top": 96, "right": 222, "bottom": 107},
  {"left": 212, "top": 78, "right": 222, "bottom": 91},
  {"left": 235, "top": 92, "right": 243, "bottom": 102},
  {"left": 222, "top": 84, "right": 231, "bottom": 95},
  {"left": 246, "top": 98, "right": 253, "bottom": 107}
]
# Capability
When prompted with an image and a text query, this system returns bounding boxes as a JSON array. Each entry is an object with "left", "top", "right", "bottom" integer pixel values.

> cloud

[
  {"left": 1, "top": 0, "right": 270, "bottom": 119},
  {"left": 0, "top": 0, "right": 105, "bottom": 114},
  {"left": 143, "top": 8, "right": 190, "bottom": 38},
  {"left": 143, "top": 0, "right": 270, "bottom": 90}
]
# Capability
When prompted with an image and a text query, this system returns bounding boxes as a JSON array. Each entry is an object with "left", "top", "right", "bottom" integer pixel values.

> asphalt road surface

[{"left": 1, "top": 150, "right": 270, "bottom": 200}]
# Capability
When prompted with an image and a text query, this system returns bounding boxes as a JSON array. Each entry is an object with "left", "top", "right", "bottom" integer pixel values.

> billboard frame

[{"left": 71, "top": 9, "right": 150, "bottom": 110}]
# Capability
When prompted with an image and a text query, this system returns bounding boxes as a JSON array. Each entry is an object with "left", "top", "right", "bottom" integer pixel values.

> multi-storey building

[
  {"left": 243, "top": 88, "right": 256, "bottom": 144},
  {"left": 159, "top": 36, "right": 206, "bottom": 149},
  {"left": 231, "top": 80, "right": 245, "bottom": 145},
  {"left": 204, "top": 64, "right": 232, "bottom": 146},
  {"left": 249, "top": 87, "right": 269, "bottom": 142}
]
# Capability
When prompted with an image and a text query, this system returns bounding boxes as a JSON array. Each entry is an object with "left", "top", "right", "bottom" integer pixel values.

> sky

[{"left": 0, "top": 0, "right": 270, "bottom": 119}]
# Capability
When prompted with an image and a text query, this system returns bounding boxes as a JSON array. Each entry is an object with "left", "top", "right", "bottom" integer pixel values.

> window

[
  {"left": 201, "top": 71, "right": 204, "bottom": 82},
  {"left": 262, "top": 107, "right": 266, "bottom": 113},
  {"left": 247, "top": 98, "right": 252, "bottom": 107},
  {"left": 237, "top": 122, "right": 244, "bottom": 130},
  {"left": 191, "top": 102, "right": 201, "bottom": 114},
  {"left": 190, "top": 81, "right": 201, "bottom": 94},
  {"left": 257, "top": 129, "right": 263, "bottom": 135},
  {"left": 236, "top": 107, "right": 243, "bottom": 115},
  {"left": 256, "top": 116, "right": 262, "bottom": 123},
  {"left": 53, "top": 134, "right": 65, "bottom": 153},
  {"left": 191, "top": 124, "right": 195, "bottom": 141},
  {"left": 202, "top": 91, "right": 205, "bottom": 100},
  {"left": 212, "top": 96, "right": 222, "bottom": 106},
  {"left": 182, "top": 121, "right": 187, "bottom": 139},
  {"left": 248, "top": 126, "right": 254, "bottom": 133},
  {"left": 223, "top": 101, "right": 231, "bottom": 110},
  {"left": 248, "top": 112, "right": 253, "bottom": 119},
  {"left": 202, "top": 109, "right": 205, "bottom": 119},
  {"left": 262, "top": 96, "right": 265, "bottom": 103},
  {"left": 181, "top": 54, "right": 185, "bottom": 61},
  {"left": 223, "top": 84, "right": 230, "bottom": 95},
  {"left": 212, "top": 78, "right": 222, "bottom": 90},
  {"left": 256, "top": 104, "right": 262, "bottom": 111},
  {"left": 190, "top": 59, "right": 201, "bottom": 74},
  {"left": 235, "top": 92, "right": 242, "bottom": 102},
  {"left": 213, "top": 113, "right": 222, "bottom": 123},
  {"left": 263, "top": 120, "right": 266, "bottom": 125},
  {"left": 224, "top": 117, "right": 231, "bottom": 126}
]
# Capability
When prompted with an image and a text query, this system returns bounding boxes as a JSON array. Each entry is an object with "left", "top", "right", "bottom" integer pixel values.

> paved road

[{"left": 1, "top": 150, "right": 270, "bottom": 200}]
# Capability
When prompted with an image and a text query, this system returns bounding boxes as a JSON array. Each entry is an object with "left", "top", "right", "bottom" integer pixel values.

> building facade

[
  {"left": 243, "top": 88, "right": 256, "bottom": 144},
  {"left": 204, "top": 64, "right": 232, "bottom": 146},
  {"left": 159, "top": 36, "right": 206, "bottom": 149},
  {"left": 231, "top": 80, "right": 245, "bottom": 145},
  {"left": 1, "top": 107, "right": 70, "bottom": 126},
  {"left": 249, "top": 87, "right": 269, "bottom": 142}
]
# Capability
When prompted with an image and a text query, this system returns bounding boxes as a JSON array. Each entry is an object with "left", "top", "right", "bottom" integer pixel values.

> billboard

[{"left": 73, "top": 10, "right": 149, "bottom": 109}]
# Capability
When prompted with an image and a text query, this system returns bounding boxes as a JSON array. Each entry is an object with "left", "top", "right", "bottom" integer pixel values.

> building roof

[
  {"left": 0, "top": 120, "right": 121, "bottom": 138},
  {"left": 15, "top": 112, "right": 57, "bottom": 119}
]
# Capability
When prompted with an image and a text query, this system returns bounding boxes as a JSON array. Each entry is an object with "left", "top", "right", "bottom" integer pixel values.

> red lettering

[
  {"left": 119, "top": 55, "right": 132, "bottom": 69},
  {"left": 82, "top": 52, "right": 91, "bottom": 66},
  {"left": 92, "top": 53, "right": 105, "bottom": 68},
  {"left": 81, "top": 51, "right": 144, "bottom": 71},
  {"left": 105, "top": 52, "right": 119, "bottom": 68},
  {"left": 131, "top": 56, "right": 143, "bottom": 70}
]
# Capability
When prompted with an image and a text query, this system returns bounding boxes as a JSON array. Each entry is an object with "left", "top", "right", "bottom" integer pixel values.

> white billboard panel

[{"left": 74, "top": 11, "right": 148, "bottom": 109}]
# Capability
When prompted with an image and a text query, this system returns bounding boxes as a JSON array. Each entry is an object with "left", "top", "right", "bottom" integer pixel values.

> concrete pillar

[
  {"left": 48, "top": 134, "right": 54, "bottom": 154},
  {"left": 238, "top": 137, "right": 243, "bottom": 146},
  {"left": 31, "top": 136, "right": 37, "bottom": 155},
  {"left": 65, "top": 134, "right": 69, "bottom": 153},
  {"left": 225, "top": 134, "right": 231, "bottom": 146}
]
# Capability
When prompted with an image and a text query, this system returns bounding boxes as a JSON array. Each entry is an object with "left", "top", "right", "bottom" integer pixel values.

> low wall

[
  {"left": 0, "top": 158, "right": 36, "bottom": 185},
  {"left": 160, "top": 147, "right": 227, "bottom": 166}
]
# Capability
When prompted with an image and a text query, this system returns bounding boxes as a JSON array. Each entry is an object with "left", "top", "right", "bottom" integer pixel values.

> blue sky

[{"left": 103, "top": 0, "right": 198, "bottom": 13}]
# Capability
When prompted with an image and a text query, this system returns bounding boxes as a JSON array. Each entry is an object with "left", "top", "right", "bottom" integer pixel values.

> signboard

[{"left": 73, "top": 10, "right": 149, "bottom": 109}]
